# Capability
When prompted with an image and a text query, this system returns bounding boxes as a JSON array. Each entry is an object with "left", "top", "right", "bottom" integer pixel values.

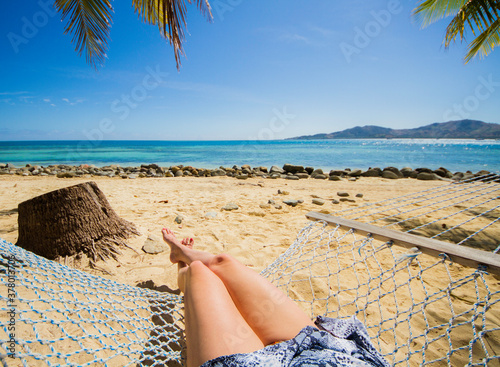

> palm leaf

[
  {"left": 465, "top": 16, "right": 500, "bottom": 61},
  {"left": 132, "top": 0, "right": 212, "bottom": 69},
  {"left": 54, "top": 0, "right": 113, "bottom": 69},
  {"left": 414, "top": 0, "right": 500, "bottom": 63},
  {"left": 413, "top": 0, "right": 468, "bottom": 26},
  {"left": 445, "top": 0, "right": 499, "bottom": 37}
]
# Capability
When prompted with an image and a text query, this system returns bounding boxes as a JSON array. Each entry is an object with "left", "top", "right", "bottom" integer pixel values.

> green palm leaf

[
  {"left": 54, "top": 0, "right": 113, "bottom": 69},
  {"left": 414, "top": 0, "right": 500, "bottom": 63},
  {"left": 466, "top": 17, "right": 500, "bottom": 61},
  {"left": 132, "top": 0, "right": 212, "bottom": 69},
  {"left": 54, "top": 0, "right": 212, "bottom": 69},
  {"left": 413, "top": 0, "right": 468, "bottom": 26}
]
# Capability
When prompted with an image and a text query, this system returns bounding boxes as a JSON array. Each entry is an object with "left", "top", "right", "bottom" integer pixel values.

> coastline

[
  {"left": 0, "top": 162, "right": 495, "bottom": 181},
  {"left": 1, "top": 139, "right": 499, "bottom": 173}
]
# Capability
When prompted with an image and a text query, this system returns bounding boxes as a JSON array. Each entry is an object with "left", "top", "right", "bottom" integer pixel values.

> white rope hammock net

[{"left": 1, "top": 173, "right": 499, "bottom": 366}]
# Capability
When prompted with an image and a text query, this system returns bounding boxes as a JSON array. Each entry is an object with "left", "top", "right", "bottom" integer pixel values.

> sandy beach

[
  {"left": 0, "top": 175, "right": 447, "bottom": 288},
  {"left": 1, "top": 174, "right": 499, "bottom": 366}
]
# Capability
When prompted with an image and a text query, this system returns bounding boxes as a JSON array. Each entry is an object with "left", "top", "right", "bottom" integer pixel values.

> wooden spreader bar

[{"left": 306, "top": 211, "right": 500, "bottom": 277}]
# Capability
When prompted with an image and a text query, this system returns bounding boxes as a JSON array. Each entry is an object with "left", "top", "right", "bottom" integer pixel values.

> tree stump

[{"left": 16, "top": 181, "right": 140, "bottom": 262}]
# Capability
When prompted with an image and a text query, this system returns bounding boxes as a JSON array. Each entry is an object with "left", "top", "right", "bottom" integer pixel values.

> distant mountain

[{"left": 288, "top": 120, "right": 500, "bottom": 140}]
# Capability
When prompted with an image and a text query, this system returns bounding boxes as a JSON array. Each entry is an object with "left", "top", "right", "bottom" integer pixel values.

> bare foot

[
  {"left": 177, "top": 238, "right": 194, "bottom": 270},
  {"left": 162, "top": 228, "right": 187, "bottom": 264},
  {"left": 162, "top": 228, "right": 214, "bottom": 267}
]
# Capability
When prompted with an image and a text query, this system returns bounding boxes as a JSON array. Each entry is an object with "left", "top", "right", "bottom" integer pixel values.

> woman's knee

[
  {"left": 186, "top": 260, "right": 211, "bottom": 280},
  {"left": 208, "top": 253, "right": 235, "bottom": 269},
  {"left": 185, "top": 261, "right": 216, "bottom": 291},
  {"left": 189, "top": 260, "right": 207, "bottom": 272}
]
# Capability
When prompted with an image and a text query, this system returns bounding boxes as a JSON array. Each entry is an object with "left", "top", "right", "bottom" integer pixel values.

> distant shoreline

[
  {"left": 1, "top": 137, "right": 500, "bottom": 143},
  {"left": 288, "top": 120, "right": 500, "bottom": 140}
]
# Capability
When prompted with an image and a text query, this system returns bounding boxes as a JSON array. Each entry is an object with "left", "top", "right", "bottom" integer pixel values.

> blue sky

[{"left": 0, "top": 0, "right": 499, "bottom": 141}]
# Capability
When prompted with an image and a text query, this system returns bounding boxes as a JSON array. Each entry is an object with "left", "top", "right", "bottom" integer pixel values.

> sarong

[{"left": 201, "top": 315, "right": 390, "bottom": 367}]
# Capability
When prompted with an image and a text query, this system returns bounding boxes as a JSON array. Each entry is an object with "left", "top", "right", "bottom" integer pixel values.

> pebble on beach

[
  {"left": 340, "top": 198, "right": 356, "bottom": 203},
  {"left": 329, "top": 175, "right": 342, "bottom": 181},
  {"left": 222, "top": 203, "right": 239, "bottom": 211},
  {"left": 204, "top": 211, "right": 218, "bottom": 219},
  {"left": 142, "top": 235, "right": 168, "bottom": 254},
  {"left": 382, "top": 171, "right": 399, "bottom": 180}
]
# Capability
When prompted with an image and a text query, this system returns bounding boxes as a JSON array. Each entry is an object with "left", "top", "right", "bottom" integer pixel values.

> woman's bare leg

[
  {"left": 180, "top": 261, "right": 264, "bottom": 366},
  {"left": 163, "top": 228, "right": 315, "bottom": 346},
  {"left": 176, "top": 237, "right": 194, "bottom": 292},
  {"left": 206, "top": 253, "right": 315, "bottom": 345},
  {"left": 171, "top": 233, "right": 263, "bottom": 365}
]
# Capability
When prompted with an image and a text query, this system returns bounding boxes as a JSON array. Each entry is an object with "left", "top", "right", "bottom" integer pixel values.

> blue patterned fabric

[{"left": 201, "top": 315, "right": 389, "bottom": 367}]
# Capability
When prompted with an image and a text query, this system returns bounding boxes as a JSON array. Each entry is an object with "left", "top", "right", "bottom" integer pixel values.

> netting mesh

[
  {"left": 262, "top": 173, "right": 500, "bottom": 366},
  {"left": 0, "top": 240, "right": 185, "bottom": 367},
  {"left": 1, "top": 173, "right": 499, "bottom": 366},
  {"left": 261, "top": 221, "right": 500, "bottom": 366}
]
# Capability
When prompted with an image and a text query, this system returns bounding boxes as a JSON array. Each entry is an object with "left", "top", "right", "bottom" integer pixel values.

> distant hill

[{"left": 288, "top": 120, "right": 500, "bottom": 140}]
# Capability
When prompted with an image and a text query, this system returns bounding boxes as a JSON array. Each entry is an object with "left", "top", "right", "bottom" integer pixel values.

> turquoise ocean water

[{"left": 0, "top": 139, "right": 499, "bottom": 173}]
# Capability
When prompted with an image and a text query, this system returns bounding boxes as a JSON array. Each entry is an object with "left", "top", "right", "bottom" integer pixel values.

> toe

[
  {"left": 162, "top": 228, "right": 177, "bottom": 243},
  {"left": 162, "top": 228, "right": 173, "bottom": 235}
]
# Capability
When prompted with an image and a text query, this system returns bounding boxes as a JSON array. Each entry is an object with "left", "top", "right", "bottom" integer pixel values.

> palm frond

[
  {"left": 446, "top": 0, "right": 499, "bottom": 38},
  {"left": 132, "top": 0, "right": 213, "bottom": 70},
  {"left": 414, "top": 0, "right": 500, "bottom": 63},
  {"left": 465, "top": 16, "right": 500, "bottom": 61},
  {"left": 54, "top": 0, "right": 113, "bottom": 69},
  {"left": 413, "top": 0, "right": 468, "bottom": 27}
]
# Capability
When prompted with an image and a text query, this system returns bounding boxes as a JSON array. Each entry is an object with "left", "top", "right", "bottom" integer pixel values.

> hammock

[{"left": 1, "top": 173, "right": 499, "bottom": 366}]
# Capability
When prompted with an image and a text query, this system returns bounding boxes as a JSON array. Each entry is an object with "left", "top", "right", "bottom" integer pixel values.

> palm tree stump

[{"left": 16, "top": 181, "right": 140, "bottom": 262}]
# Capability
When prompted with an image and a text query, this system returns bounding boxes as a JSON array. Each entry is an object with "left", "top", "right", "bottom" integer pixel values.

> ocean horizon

[{"left": 0, "top": 139, "right": 499, "bottom": 173}]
